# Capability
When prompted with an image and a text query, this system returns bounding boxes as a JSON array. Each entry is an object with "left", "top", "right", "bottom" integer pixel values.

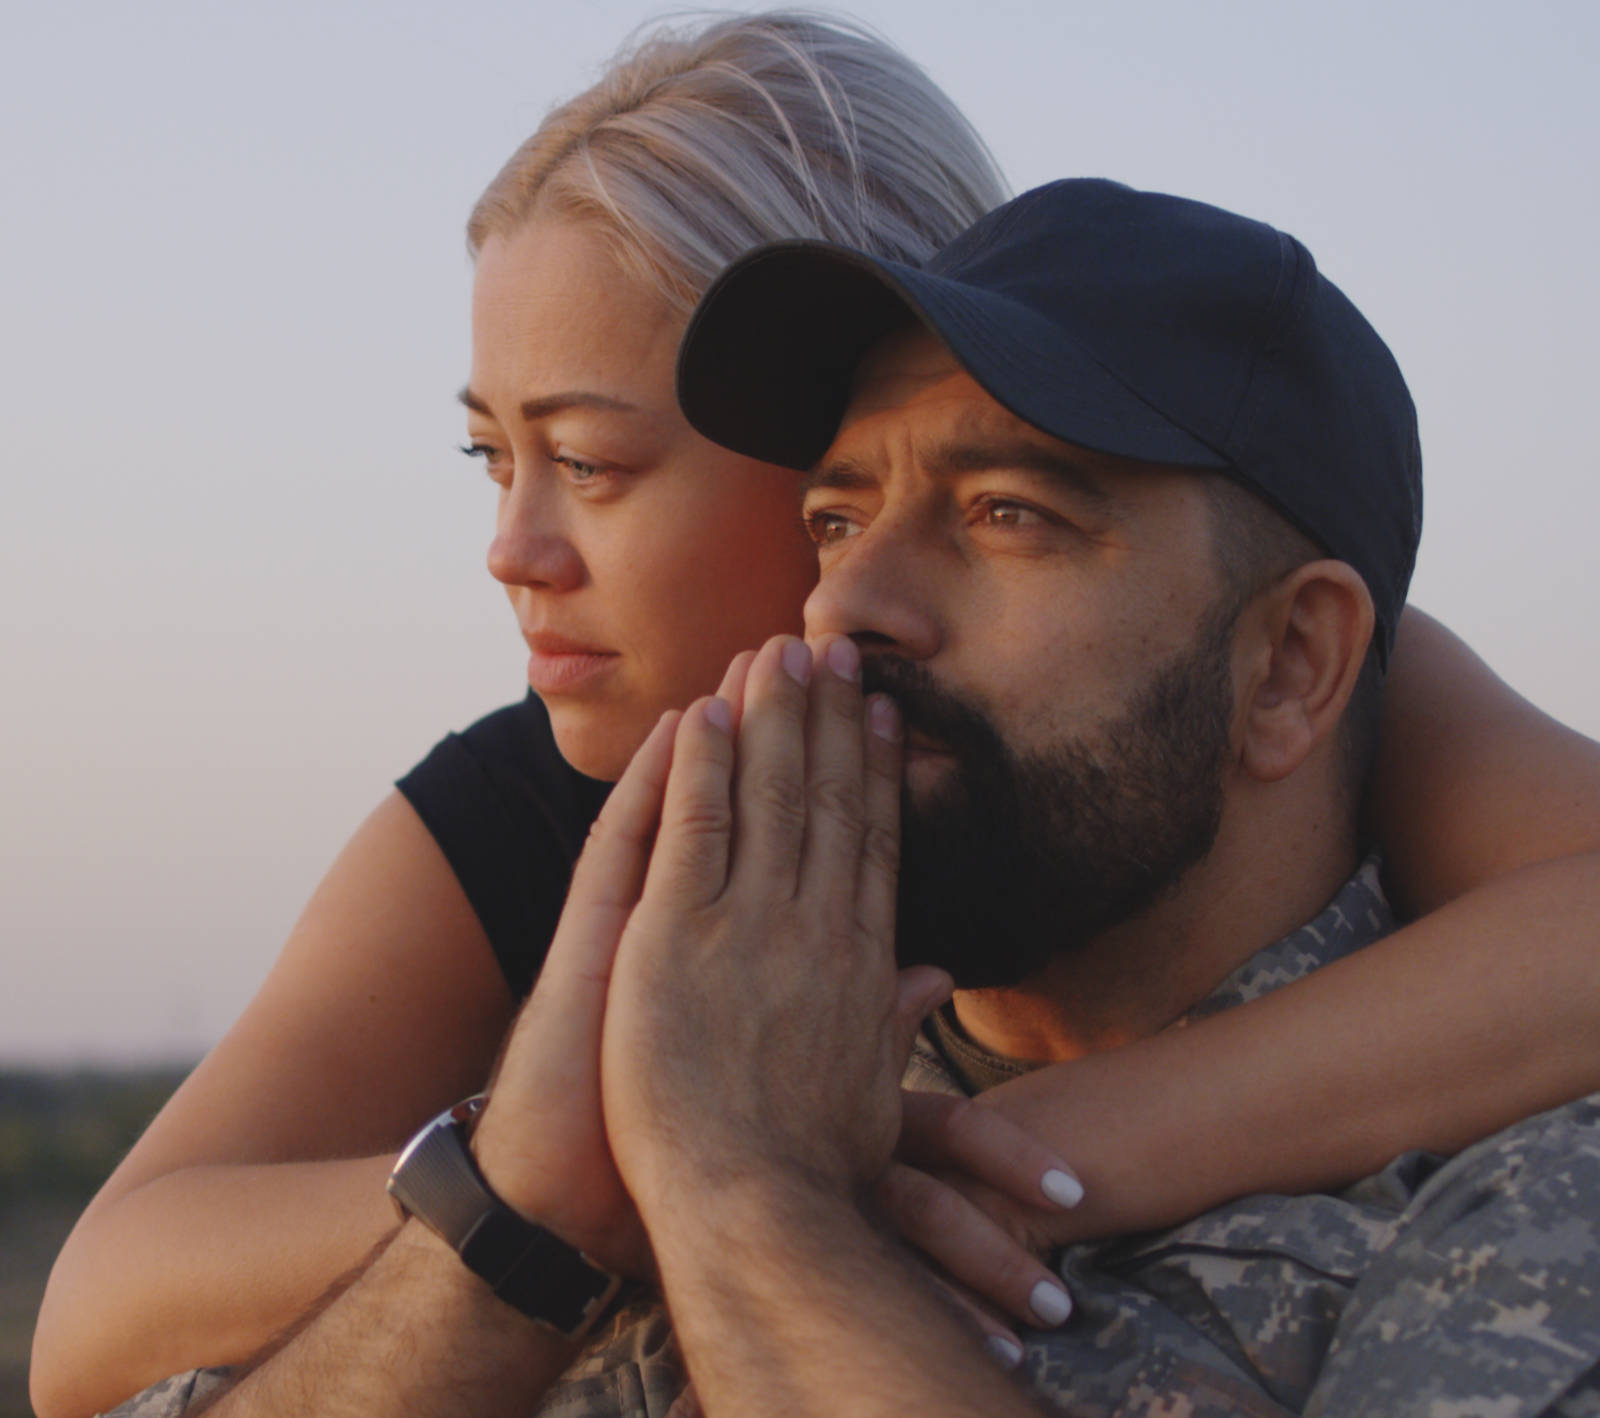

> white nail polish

[
  {"left": 1041, "top": 1167, "right": 1085, "bottom": 1209},
  {"left": 984, "top": 1334, "right": 1024, "bottom": 1369},
  {"left": 1029, "top": 1279, "right": 1073, "bottom": 1326}
]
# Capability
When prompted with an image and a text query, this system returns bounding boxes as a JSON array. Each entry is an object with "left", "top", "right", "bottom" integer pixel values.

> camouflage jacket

[
  {"left": 107, "top": 859, "right": 1600, "bottom": 1417},
  {"left": 540, "top": 856, "right": 1600, "bottom": 1418}
]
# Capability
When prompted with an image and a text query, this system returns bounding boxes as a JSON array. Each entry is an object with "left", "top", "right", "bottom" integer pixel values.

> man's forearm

[
  {"left": 204, "top": 1221, "right": 577, "bottom": 1418},
  {"left": 647, "top": 1173, "right": 1048, "bottom": 1418}
]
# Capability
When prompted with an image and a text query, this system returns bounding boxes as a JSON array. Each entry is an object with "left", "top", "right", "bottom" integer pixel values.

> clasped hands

[{"left": 470, "top": 634, "right": 1081, "bottom": 1347}]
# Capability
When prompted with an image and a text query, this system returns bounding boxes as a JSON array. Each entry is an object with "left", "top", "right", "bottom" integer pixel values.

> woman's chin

[{"left": 545, "top": 700, "right": 648, "bottom": 784}]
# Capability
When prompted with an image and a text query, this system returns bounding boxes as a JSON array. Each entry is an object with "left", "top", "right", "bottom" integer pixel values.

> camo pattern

[
  {"left": 99, "top": 1365, "right": 235, "bottom": 1416},
  {"left": 992, "top": 856, "right": 1600, "bottom": 1417},
  {"left": 101, "top": 858, "right": 1600, "bottom": 1416}
]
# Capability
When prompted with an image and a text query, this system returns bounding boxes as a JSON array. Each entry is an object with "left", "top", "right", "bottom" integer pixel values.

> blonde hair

[{"left": 467, "top": 10, "right": 1009, "bottom": 312}]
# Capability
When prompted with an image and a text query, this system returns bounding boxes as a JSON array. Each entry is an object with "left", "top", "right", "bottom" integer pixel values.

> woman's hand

[
  {"left": 878, "top": 1088, "right": 1084, "bottom": 1349},
  {"left": 472, "top": 710, "right": 685, "bottom": 1280}
]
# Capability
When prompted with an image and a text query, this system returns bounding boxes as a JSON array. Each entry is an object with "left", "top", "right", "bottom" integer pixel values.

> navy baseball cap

[{"left": 677, "top": 178, "right": 1422, "bottom": 668}]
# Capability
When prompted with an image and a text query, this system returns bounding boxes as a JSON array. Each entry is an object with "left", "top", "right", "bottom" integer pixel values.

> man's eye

[
  {"left": 975, "top": 498, "right": 1043, "bottom": 528},
  {"left": 803, "top": 509, "right": 859, "bottom": 546}
]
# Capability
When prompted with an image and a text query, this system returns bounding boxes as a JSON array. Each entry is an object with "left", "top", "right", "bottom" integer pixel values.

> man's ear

[{"left": 1234, "top": 560, "right": 1375, "bottom": 784}]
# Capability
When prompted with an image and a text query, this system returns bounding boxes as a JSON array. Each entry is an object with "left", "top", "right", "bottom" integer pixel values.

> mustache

[{"left": 858, "top": 655, "right": 1006, "bottom": 766}]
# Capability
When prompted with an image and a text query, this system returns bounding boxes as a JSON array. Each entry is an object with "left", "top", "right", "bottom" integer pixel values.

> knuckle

[
  {"left": 579, "top": 808, "right": 628, "bottom": 859},
  {"left": 670, "top": 793, "right": 732, "bottom": 840},
  {"left": 809, "top": 770, "right": 864, "bottom": 825},
  {"left": 860, "top": 818, "right": 900, "bottom": 877},
  {"left": 885, "top": 1169, "right": 963, "bottom": 1240},
  {"left": 747, "top": 772, "right": 807, "bottom": 835}
]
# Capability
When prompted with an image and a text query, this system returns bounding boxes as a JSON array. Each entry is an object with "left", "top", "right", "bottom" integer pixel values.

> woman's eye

[
  {"left": 803, "top": 508, "right": 859, "bottom": 547},
  {"left": 460, "top": 442, "right": 510, "bottom": 484},
  {"left": 552, "top": 452, "right": 604, "bottom": 483}
]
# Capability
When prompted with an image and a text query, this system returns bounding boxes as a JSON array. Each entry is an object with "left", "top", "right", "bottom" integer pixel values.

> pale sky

[{"left": 2, "top": 0, "right": 1596, "bottom": 1063}]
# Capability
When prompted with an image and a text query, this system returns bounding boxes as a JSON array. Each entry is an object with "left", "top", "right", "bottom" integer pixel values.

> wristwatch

[{"left": 387, "top": 1094, "right": 626, "bottom": 1339}]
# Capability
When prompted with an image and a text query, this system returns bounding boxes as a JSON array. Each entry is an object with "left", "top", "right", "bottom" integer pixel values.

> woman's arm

[
  {"left": 29, "top": 792, "right": 518, "bottom": 1418},
  {"left": 1368, "top": 607, "right": 1600, "bottom": 914},
  {"left": 904, "top": 608, "right": 1600, "bottom": 1257}
]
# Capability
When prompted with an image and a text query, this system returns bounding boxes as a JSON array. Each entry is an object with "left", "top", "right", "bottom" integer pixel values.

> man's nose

[
  {"left": 485, "top": 472, "right": 584, "bottom": 592},
  {"left": 802, "top": 517, "right": 942, "bottom": 661}
]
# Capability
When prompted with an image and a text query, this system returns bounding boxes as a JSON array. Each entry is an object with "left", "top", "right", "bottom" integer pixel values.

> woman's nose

[{"left": 485, "top": 475, "right": 584, "bottom": 592}]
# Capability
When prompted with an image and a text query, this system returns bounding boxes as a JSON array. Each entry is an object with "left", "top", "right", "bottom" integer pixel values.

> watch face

[
  {"left": 388, "top": 1095, "right": 489, "bottom": 1212},
  {"left": 390, "top": 1109, "right": 448, "bottom": 1179},
  {"left": 385, "top": 1093, "right": 626, "bottom": 1339}
]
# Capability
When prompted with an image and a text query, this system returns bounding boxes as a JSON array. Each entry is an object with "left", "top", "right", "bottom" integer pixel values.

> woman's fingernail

[
  {"left": 703, "top": 697, "right": 732, "bottom": 734},
  {"left": 781, "top": 639, "right": 812, "bottom": 685},
  {"left": 868, "top": 694, "right": 901, "bottom": 741},
  {"left": 984, "top": 1333, "right": 1024, "bottom": 1369},
  {"left": 1041, "top": 1168, "right": 1084, "bottom": 1209},
  {"left": 1029, "top": 1279, "right": 1073, "bottom": 1327},
  {"left": 825, "top": 635, "right": 860, "bottom": 682}
]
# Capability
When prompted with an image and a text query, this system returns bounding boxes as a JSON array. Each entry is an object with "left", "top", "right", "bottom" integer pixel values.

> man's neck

[{"left": 950, "top": 803, "right": 1361, "bottom": 1063}]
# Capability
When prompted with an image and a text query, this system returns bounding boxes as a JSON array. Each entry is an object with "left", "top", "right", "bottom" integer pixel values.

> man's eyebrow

[
  {"left": 802, "top": 459, "right": 881, "bottom": 496},
  {"left": 456, "top": 388, "right": 639, "bottom": 422},
  {"left": 923, "top": 437, "right": 1119, "bottom": 512}
]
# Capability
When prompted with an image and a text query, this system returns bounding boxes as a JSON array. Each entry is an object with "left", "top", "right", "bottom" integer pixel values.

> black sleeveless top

[{"left": 396, "top": 694, "right": 611, "bottom": 999}]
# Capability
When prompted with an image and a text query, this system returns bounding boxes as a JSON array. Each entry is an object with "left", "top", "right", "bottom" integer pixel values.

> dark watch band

[{"left": 387, "top": 1095, "right": 625, "bottom": 1338}]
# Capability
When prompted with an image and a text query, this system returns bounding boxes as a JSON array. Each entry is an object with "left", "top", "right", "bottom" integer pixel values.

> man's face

[{"left": 800, "top": 330, "right": 1241, "bottom": 986}]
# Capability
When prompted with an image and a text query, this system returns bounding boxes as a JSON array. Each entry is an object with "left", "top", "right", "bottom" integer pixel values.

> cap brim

[{"left": 677, "top": 241, "right": 1230, "bottom": 473}]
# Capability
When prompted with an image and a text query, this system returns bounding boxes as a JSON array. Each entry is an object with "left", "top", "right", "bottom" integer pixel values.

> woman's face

[{"left": 466, "top": 215, "right": 819, "bottom": 780}]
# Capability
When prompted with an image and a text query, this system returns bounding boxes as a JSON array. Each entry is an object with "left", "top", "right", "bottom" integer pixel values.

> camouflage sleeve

[
  {"left": 97, "top": 1367, "right": 237, "bottom": 1417},
  {"left": 1548, "top": 1363, "right": 1600, "bottom": 1418},
  {"left": 1304, "top": 1096, "right": 1600, "bottom": 1418}
]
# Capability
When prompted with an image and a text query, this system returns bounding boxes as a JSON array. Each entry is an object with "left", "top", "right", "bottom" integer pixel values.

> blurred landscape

[{"left": 0, "top": 1066, "right": 192, "bottom": 1418}]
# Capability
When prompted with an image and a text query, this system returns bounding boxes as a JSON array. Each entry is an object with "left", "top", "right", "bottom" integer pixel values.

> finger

[
  {"left": 876, "top": 1161, "right": 1075, "bottom": 1331},
  {"left": 493, "top": 710, "right": 679, "bottom": 1101},
  {"left": 925, "top": 1269, "right": 1026, "bottom": 1372},
  {"left": 730, "top": 635, "right": 812, "bottom": 895},
  {"left": 714, "top": 649, "right": 758, "bottom": 731},
  {"left": 898, "top": 1091, "right": 1085, "bottom": 1213},
  {"left": 542, "top": 708, "right": 681, "bottom": 993},
  {"left": 889, "top": 966, "right": 953, "bottom": 1075},
  {"left": 797, "top": 634, "right": 869, "bottom": 900},
  {"left": 857, "top": 692, "right": 903, "bottom": 947},
  {"left": 641, "top": 695, "right": 736, "bottom": 909}
]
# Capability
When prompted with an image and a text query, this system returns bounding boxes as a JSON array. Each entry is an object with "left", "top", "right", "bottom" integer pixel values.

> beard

[{"left": 863, "top": 607, "right": 1237, "bottom": 990}]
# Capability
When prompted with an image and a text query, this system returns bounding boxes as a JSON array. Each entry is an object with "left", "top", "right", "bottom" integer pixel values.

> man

[{"left": 125, "top": 182, "right": 1600, "bottom": 1417}]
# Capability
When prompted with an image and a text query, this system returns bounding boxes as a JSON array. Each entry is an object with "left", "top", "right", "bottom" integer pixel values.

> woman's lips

[{"left": 523, "top": 633, "right": 620, "bottom": 695}]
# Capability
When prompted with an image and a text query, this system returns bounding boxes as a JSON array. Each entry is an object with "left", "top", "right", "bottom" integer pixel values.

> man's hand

[
  {"left": 580, "top": 634, "right": 1046, "bottom": 1418},
  {"left": 599, "top": 633, "right": 949, "bottom": 1211}
]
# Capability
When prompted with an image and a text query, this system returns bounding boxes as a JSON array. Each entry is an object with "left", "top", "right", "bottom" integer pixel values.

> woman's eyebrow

[{"left": 456, "top": 388, "right": 639, "bottom": 422}]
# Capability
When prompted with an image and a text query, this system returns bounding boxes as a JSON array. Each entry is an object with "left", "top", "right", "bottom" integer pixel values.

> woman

[{"left": 32, "top": 13, "right": 1600, "bottom": 1417}]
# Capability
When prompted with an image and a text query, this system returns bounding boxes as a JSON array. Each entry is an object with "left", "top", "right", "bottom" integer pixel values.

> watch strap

[{"left": 388, "top": 1095, "right": 625, "bottom": 1338}]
